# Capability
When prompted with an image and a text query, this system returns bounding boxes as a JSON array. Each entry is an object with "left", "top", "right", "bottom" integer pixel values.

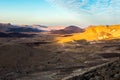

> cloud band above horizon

[{"left": 46, "top": 0, "right": 120, "bottom": 25}]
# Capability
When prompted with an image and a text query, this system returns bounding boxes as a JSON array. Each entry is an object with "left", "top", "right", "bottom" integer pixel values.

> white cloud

[{"left": 46, "top": 0, "right": 120, "bottom": 25}]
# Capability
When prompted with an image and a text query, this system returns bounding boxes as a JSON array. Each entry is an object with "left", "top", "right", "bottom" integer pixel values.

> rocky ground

[
  {"left": 0, "top": 33, "right": 120, "bottom": 80},
  {"left": 67, "top": 59, "right": 120, "bottom": 80}
]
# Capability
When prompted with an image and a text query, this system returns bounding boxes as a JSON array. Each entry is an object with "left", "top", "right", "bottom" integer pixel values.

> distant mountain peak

[{"left": 51, "top": 25, "right": 84, "bottom": 34}]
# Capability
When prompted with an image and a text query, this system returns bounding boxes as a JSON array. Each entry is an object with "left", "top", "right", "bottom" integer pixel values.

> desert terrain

[{"left": 0, "top": 24, "right": 120, "bottom": 80}]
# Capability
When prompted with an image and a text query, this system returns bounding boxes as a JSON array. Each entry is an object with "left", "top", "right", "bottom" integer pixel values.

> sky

[{"left": 0, "top": 0, "right": 120, "bottom": 27}]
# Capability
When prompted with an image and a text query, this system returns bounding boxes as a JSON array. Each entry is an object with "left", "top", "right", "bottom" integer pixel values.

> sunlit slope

[{"left": 56, "top": 25, "right": 120, "bottom": 43}]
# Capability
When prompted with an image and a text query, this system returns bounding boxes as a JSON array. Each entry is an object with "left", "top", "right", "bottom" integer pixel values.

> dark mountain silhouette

[
  {"left": 51, "top": 25, "right": 84, "bottom": 34},
  {"left": 0, "top": 23, "right": 47, "bottom": 32}
]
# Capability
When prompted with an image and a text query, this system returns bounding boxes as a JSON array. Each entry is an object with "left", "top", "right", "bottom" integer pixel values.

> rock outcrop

[{"left": 64, "top": 59, "right": 120, "bottom": 80}]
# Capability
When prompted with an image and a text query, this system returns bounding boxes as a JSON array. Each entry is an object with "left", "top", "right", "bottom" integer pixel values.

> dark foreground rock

[{"left": 65, "top": 59, "right": 120, "bottom": 80}]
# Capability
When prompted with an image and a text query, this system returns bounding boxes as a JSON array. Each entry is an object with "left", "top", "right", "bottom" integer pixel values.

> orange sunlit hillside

[{"left": 56, "top": 24, "right": 120, "bottom": 43}]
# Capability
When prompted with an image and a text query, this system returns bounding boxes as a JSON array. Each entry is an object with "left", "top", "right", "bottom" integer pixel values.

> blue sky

[{"left": 0, "top": 0, "right": 120, "bottom": 27}]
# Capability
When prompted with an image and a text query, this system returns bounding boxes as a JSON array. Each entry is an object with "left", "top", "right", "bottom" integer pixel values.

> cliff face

[{"left": 67, "top": 59, "right": 120, "bottom": 80}]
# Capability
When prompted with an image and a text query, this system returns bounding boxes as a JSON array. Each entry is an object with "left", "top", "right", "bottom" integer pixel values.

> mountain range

[
  {"left": 0, "top": 23, "right": 66, "bottom": 32},
  {"left": 0, "top": 23, "right": 48, "bottom": 32},
  {"left": 0, "top": 23, "right": 83, "bottom": 34}
]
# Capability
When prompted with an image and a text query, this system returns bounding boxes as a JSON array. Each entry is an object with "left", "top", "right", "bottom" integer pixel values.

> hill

[
  {"left": 56, "top": 24, "right": 120, "bottom": 43},
  {"left": 51, "top": 25, "right": 84, "bottom": 34}
]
